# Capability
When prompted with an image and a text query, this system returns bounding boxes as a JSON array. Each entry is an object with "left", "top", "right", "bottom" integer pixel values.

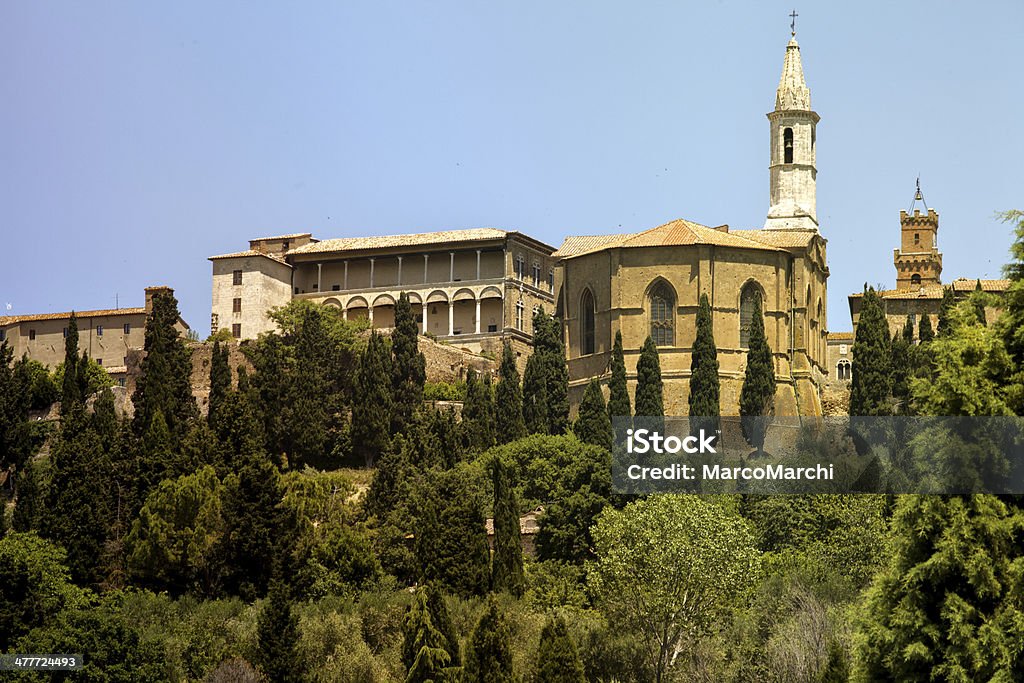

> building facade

[
  {"left": 210, "top": 229, "right": 558, "bottom": 356},
  {"left": 0, "top": 286, "right": 190, "bottom": 385},
  {"left": 555, "top": 32, "right": 829, "bottom": 417}
]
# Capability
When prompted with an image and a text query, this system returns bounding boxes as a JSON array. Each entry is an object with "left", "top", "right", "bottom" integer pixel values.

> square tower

[{"left": 894, "top": 208, "right": 942, "bottom": 290}]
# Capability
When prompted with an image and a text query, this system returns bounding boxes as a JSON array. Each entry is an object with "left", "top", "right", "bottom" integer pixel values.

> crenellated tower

[
  {"left": 894, "top": 182, "right": 942, "bottom": 290},
  {"left": 764, "top": 30, "right": 819, "bottom": 231}
]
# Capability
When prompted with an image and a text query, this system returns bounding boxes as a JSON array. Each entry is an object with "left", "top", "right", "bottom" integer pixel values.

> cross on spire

[{"left": 790, "top": 9, "right": 798, "bottom": 36}]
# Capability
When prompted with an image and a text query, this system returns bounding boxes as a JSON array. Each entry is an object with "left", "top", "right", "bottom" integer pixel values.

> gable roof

[
  {"left": 1, "top": 307, "right": 146, "bottom": 325},
  {"left": 850, "top": 278, "right": 1011, "bottom": 300},
  {"left": 558, "top": 218, "right": 788, "bottom": 260}
]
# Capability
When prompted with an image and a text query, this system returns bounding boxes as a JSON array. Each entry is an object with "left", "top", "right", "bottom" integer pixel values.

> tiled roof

[
  {"left": 731, "top": 229, "right": 819, "bottom": 248},
  {"left": 828, "top": 332, "right": 854, "bottom": 341},
  {"left": 850, "top": 278, "right": 1011, "bottom": 300},
  {"left": 559, "top": 218, "right": 785, "bottom": 260},
  {"left": 252, "top": 232, "right": 313, "bottom": 241},
  {"left": 288, "top": 228, "right": 511, "bottom": 255},
  {"left": 208, "top": 250, "right": 290, "bottom": 265},
  {"left": 1, "top": 308, "right": 146, "bottom": 325},
  {"left": 554, "top": 234, "right": 632, "bottom": 257}
]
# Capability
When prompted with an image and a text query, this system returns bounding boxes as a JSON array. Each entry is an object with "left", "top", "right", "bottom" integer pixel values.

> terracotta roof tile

[
  {"left": 252, "top": 232, "right": 313, "bottom": 241},
  {"left": 288, "top": 228, "right": 511, "bottom": 255},
  {"left": 731, "top": 229, "right": 819, "bottom": 248},
  {"left": 1, "top": 308, "right": 146, "bottom": 325},
  {"left": 850, "top": 278, "right": 1010, "bottom": 300},
  {"left": 828, "top": 332, "right": 854, "bottom": 341},
  {"left": 560, "top": 218, "right": 785, "bottom": 259},
  {"left": 208, "top": 250, "right": 290, "bottom": 265},
  {"left": 554, "top": 234, "right": 632, "bottom": 257}
]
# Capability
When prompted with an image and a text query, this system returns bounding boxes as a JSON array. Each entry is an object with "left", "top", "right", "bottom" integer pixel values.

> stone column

[
  {"left": 342, "top": 307, "right": 348, "bottom": 321},
  {"left": 316, "top": 263, "right": 322, "bottom": 292},
  {"left": 422, "top": 302, "right": 428, "bottom": 334},
  {"left": 423, "top": 254, "right": 429, "bottom": 283},
  {"left": 476, "top": 250, "right": 481, "bottom": 280},
  {"left": 397, "top": 256, "right": 403, "bottom": 286},
  {"left": 475, "top": 297, "right": 481, "bottom": 334},
  {"left": 448, "top": 301, "right": 454, "bottom": 336},
  {"left": 344, "top": 261, "right": 349, "bottom": 290},
  {"left": 369, "top": 258, "right": 376, "bottom": 288},
  {"left": 369, "top": 305, "right": 374, "bottom": 324},
  {"left": 449, "top": 252, "right": 455, "bottom": 281}
]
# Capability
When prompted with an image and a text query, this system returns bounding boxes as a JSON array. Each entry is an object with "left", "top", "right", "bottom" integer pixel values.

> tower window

[
  {"left": 783, "top": 128, "right": 794, "bottom": 164},
  {"left": 911, "top": 273, "right": 922, "bottom": 286},
  {"left": 914, "top": 233, "right": 920, "bottom": 245},
  {"left": 648, "top": 281, "right": 675, "bottom": 346},
  {"left": 580, "top": 289, "right": 596, "bottom": 356},
  {"left": 740, "top": 282, "right": 763, "bottom": 348},
  {"left": 837, "top": 359, "right": 851, "bottom": 381}
]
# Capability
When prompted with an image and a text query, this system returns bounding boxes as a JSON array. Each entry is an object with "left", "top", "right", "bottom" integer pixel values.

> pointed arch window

[
  {"left": 783, "top": 127, "right": 794, "bottom": 164},
  {"left": 580, "top": 289, "right": 596, "bottom": 356},
  {"left": 740, "top": 282, "right": 763, "bottom": 348},
  {"left": 649, "top": 281, "right": 675, "bottom": 346}
]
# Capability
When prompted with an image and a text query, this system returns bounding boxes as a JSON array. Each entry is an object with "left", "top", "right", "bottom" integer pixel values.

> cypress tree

[
  {"left": 850, "top": 287, "right": 892, "bottom": 416},
  {"left": 91, "top": 386, "right": 119, "bottom": 452},
  {"left": 221, "top": 456, "right": 284, "bottom": 601},
  {"left": 607, "top": 330, "right": 631, "bottom": 420},
  {"left": 0, "top": 342, "right": 32, "bottom": 474},
  {"left": 535, "top": 614, "right": 585, "bottom": 683},
  {"left": 918, "top": 313, "right": 935, "bottom": 342},
  {"left": 402, "top": 590, "right": 452, "bottom": 683},
  {"left": 521, "top": 352, "right": 549, "bottom": 435},
  {"left": 818, "top": 640, "right": 850, "bottom": 683},
  {"left": 462, "top": 369, "right": 495, "bottom": 452},
  {"left": 998, "top": 210, "right": 1024, "bottom": 366},
  {"left": 634, "top": 336, "right": 665, "bottom": 434},
  {"left": 890, "top": 330, "right": 911, "bottom": 415},
  {"left": 255, "top": 580, "right": 304, "bottom": 683},
  {"left": 132, "top": 289, "right": 197, "bottom": 441},
  {"left": 392, "top": 292, "right": 427, "bottom": 434},
  {"left": 465, "top": 595, "right": 514, "bottom": 683},
  {"left": 574, "top": 378, "right": 613, "bottom": 451},
  {"left": 538, "top": 312, "right": 570, "bottom": 435},
  {"left": 739, "top": 296, "right": 775, "bottom": 454},
  {"left": 903, "top": 315, "right": 915, "bottom": 344},
  {"left": 972, "top": 280, "right": 988, "bottom": 326},
  {"left": 688, "top": 293, "right": 720, "bottom": 446},
  {"left": 60, "top": 312, "right": 83, "bottom": 421},
  {"left": 208, "top": 339, "right": 230, "bottom": 431},
  {"left": 352, "top": 331, "right": 393, "bottom": 466},
  {"left": 494, "top": 341, "right": 526, "bottom": 444},
  {"left": 426, "top": 583, "right": 461, "bottom": 668},
  {"left": 490, "top": 457, "right": 525, "bottom": 596},
  {"left": 281, "top": 307, "right": 329, "bottom": 469},
  {"left": 937, "top": 285, "right": 956, "bottom": 337},
  {"left": 12, "top": 458, "right": 43, "bottom": 532}
]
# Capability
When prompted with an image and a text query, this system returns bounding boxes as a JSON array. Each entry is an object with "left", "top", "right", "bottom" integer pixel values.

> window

[
  {"left": 97, "top": 325, "right": 103, "bottom": 336},
  {"left": 282, "top": 240, "right": 289, "bottom": 251},
  {"left": 580, "top": 289, "right": 596, "bottom": 355},
  {"left": 516, "top": 255, "right": 526, "bottom": 281},
  {"left": 29, "top": 329, "right": 36, "bottom": 341},
  {"left": 914, "top": 232, "right": 920, "bottom": 245},
  {"left": 488, "top": 324, "right": 498, "bottom": 333},
  {"left": 515, "top": 300, "right": 525, "bottom": 330},
  {"left": 96, "top": 358, "right": 102, "bottom": 365},
  {"left": 118, "top": 377, "right": 126, "bottom": 388},
  {"left": 232, "top": 324, "right": 241, "bottom": 339},
  {"left": 911, "top": 273, "right": 922, "bottom": 286},
  {"left": 837, "top": 360, "right": 852, "bottom": 381},
  {"left": 233, "top": 270, "right": 243, "bottom": 285},
  {"left": 739, "top": 282, "right": 763, "bottom": 348},
  {"left": 548, "top": 269, "right": 555, "bottom": 293},
  {"left": 124, "top": 323, "right": 131, "bottom": 335},
  {"left": 332, "top": 284, "right": 341, "bottom": 291},
  {"left": 233, "top": 298, "right": 242, "bottom": 313},
  {"left": 532, "top": 262, "right": 541, "bottom": 287},
  {"left": 648, "top": 281, "right": 675, "bottom": 346},
  {"left": 783, "top": 128, "right": 794, "bottom": 164}
]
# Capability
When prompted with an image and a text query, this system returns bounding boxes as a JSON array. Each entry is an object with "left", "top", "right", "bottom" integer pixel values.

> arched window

[
  {"left": 649, "top": 281, "right": 674, "bottom": 346},
  {"left": 911, "top": 273, "right": 922, "bottom": 286},
  {"left": 580, "top": 289, "right": 596, "bottom": 356},
  {"left": 783, "top": 127, "right": 794, "bottom": 164},
  {"left": 739, "top": 282, "right": 763, "bottom": 348},
  {"left": 837, "top": 359, "right": 851, "bottom": 381}
]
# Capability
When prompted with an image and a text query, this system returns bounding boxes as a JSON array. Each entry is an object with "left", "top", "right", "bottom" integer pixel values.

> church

[{"left": 554, "top": 32, "right": 829, "bottom": 417}]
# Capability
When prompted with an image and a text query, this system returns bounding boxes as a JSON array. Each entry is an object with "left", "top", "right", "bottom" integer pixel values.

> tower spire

[{"left": 775, "top": 33, "right": 811, "bottom": 111}]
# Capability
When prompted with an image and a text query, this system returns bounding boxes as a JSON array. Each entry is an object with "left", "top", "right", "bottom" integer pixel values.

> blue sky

[{"left": 2, "top": 2, "right": 1022, "bottom": 335}]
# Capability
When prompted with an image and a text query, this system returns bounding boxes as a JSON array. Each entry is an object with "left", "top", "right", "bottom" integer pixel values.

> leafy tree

[
  {"left": 495, "top": 341, "right": 526, "bottom": 444},
  {"left": 281, "top": 307, "right": 331, "bottom": 468},
  {"left": 890, "top": 329, "right": 911, "bottom": 415},
  {"left": 574, "top": 378, "right": 613, "bottom": 451},
  {"left": 607, "top": 330, "right": 632, "bottom": 420},
  {"left": 818, "top": 640, "right": 851, "bottom": 683},
  {"left": 739, "top": 296, "right": 776, "bottom": 453},
  {"left": 997, "top": 210, "right": 1024, "bottom": 366},
  {"left": 208, "top": 339, "right": 231, "bottom": 431},
  {"left": 589, "top": 495, "right": 760, "bottom": 683},
  {"left": 853, "top": 495, "right": 1024, "bottom": 681},
  {"left": 11, "top": 457, "right": 44, "bottom": 533},
  {"left": 850, "top": 287, "right": 892, "bottom": 416},
  {"left": 973, "top": 279, "right": 988, "bottom": 325},
  {"left": 391, "top": 292, "right": 427, "bottom": 434},
  {"left": 918, "top": 313, "right": 934, "bottom": 343},
  {"left": 220, "top": 457, "right": 286, "bottom": 601},
  {"left": 689, "top": 294, "right": 721, "bottom": 439},
  {"left": 937, "top": 285, "right": 956, "bottom": 337},
  {"left": 426, "top": 583, "right": 461, "bottom": 669},
  {"left": 635, "top": 336, "right": 664, "bottom": 428},
  {"left": 352, "top": 331, "right": 392, "bottom": 466},
  {"left": 465, "top": 595, "right": 514, "bottom": 683},
  {"left": 462, "top": 369, "right": 495, "bottom": 452},
  {"left": 256, "top": 580, "right": 305, "bottom": 683},
  {"left": 125, "top": 466, "right": 224, "bottom": 595},
  {"left": 52, "top": 354, "right": 114, "bottom": 401},
  {"left": 402, "top": 590, "right": 453, "bottom": 683},
  {"left": 0, "top": 341, "right": 33, "bottom": 473},
  {"left": 0, "top": 531, "right": 88, "bottom": 650},
  {"left": 903, "top": 314, "right": 915, "bottom": 344},
  {"left": 132, "top": 288, "right": 197, "bottom": 441},
  {"left": 92, "top": 386, "right": 120, "bottom": 451},
  {"left": 60, "top": 311, "right": 82, "bottom": 417},
  {"left": 524, "top": 308, "right": 569, "bottom": 435},
  {"left": 16, "top": 357, "right": 58, "bottom": 411},
  {"left": 490, "top": 457, "right": 525, "bottom": 596},
  {"left": 522, "top": 350, "right": 550, "bottom": 435},
  {"left": 535, "top": 614, "right": 586, "bottom": 683}
]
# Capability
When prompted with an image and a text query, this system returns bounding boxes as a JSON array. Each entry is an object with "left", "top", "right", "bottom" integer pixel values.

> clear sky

[{"left": 2, "top": 2, "right": 1022, "bottom": 336}]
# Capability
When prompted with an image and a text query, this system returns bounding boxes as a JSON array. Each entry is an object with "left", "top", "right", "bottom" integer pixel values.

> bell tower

[
  {"left": 764, "top": 25, "right": 820, "bottom": 231},
  {"left": 894, "top": 181, "right": 942, "bottom": 290}
]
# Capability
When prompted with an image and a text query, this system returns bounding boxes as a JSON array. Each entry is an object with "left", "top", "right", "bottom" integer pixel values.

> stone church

[{"left": 555, "top": 33, "right": 829, "bottom": 417}]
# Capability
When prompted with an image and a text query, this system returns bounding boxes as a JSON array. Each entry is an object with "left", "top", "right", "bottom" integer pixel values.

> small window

[
  {"left": 282, "top": 240, "right": 289, "bottom": 251},
  {"left": 783, "top": 127, "right": 794, "bottom": 164},
  {"left": 233, "top": 298, "right": 242, "bottom": 313},
  {"left": 911, "top": 273, "right": 922, "bottom": 286},
  {"left": 332, "top": 284, "right": 341, "bottom": 291},
  {"left": 118, "top": 377, "right": 126, "bottom": 387},
  {"left": 649, "top": 281, "right": 675, "bottom": 346},
  {"left": 96, "top": 358, "right": 103, "bottom": 365},
  {"left": 232, "top": 324, "right": 241, "bottom": 339},
  {"left": 29, "top": 329, "right": 36, "bottom": 341},
  {"left": 532, "top": 263, "right": 541, "bottom": 286},
  {"left": 515, "top": 300, "right": 525, "bottom": 330},
  {"left": 913, "top": 233, "right": 920, "bottom": 245},
  {"left": 580, "top": 289, "right": 596, "bottom": 355},
  {"left": 123, "top": 323, "right": 131, "bottom": 335},
  {"left": 739, "top": 282, "right": 762, "bottom": 348},
  {"left": 295, "top": 287, "right": 300, "bottom": 295},
  {"left": 836, "top": 360, "right": 852, "bottom": 381},
  {"left": 96, "top": 325, "right": 104, "bottom": 336},
  {"left": 548, "top": 269, "right": 555, "bottom": 293},
  {"left": 488, "top": 324, "right": 498, "bottom": 333},
  {"left": 233, "top": 270, "right": 243, "bottom": 285}
]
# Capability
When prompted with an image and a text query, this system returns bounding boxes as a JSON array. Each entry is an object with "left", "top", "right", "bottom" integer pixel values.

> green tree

[
  {"left": 392, "top": 292, "right": 427, "bottom": 434},
  {"left": 997, "top": 210, "right": 1024, "bottom": 365},
  {"left": 574, "top": 378, "right": 613, "bottom": 451},
  {"left": 132, "top": 289, "right": 197, "bottom": 441},
  {"left": 850, "top": 287, "right": 892, "bottom": 416},
  {"left": 402, "top": 590, "right": 454, "bottom": 683},
  {"left": 739, "top": 296, "right": 776, "bottom": 453},
  {"left": 426, "top": 583, "right": 461, "bottom": 668},
  {"left": 465, "top": 595, "right": 514, "bottom": 683},
  {"left": 689, "top": 294, "right": 721, "bottom": 438},
  {"left": 462, "top": 369, "right": 495, "bottom": 452},
  {"left": 903, "top": 314, "right": 915, "bottom": 344},
  {"left": 973, "top": 279, "right": 988, "bottom": 325},
  {"left": 937, "top": 285, "right": 956, "bottom": 337},
  {"left": 17, "top": 357, "right": 58, "bottom": 411},
  {"left": 352, "top": 331, "right": 393, "bottom": 466},
  {"left": 589, "top": 496, "right": 760, "bottom": 683},
  {"left": 535, "top": 614, "right": 586, "bottom": 683},
  {"left": 818, "top": 640, "right": 851, "bottom": 683},
  {"left": 522, "top": 350, "right": 550, "bottom": 435},
  {"left": 208, "top": 339, "right": 231, "bottom": 431},
  {"left": 125, "top": 466, "right": 224, "bottom": 595},
  {"left": 607, "top": 330, "right": 632, "bottom": 421},
  {"left": 524, "top": 308, "right": 569, "bottom": 435},
  {"left": 852, "top": 495, "right": 1024, "bottom": 681},
  {"left": 918, "top": 313, "right": 935, "bottom": 343},
  {"left": 635, "top": 336, "right": 664, "bottom": 427},
  {"left": 256, "top": 580, "right": 305, "bottom": 683},
  {"left": 60, "top": 312, "right": 82, "bottom": 418},
  {"left": 890, "top": 329, "right": 911, "bottom": 415},
  {"left": 11, "top": 458, "right": 44, "bottom": 532},
  {"left": 490, "top": 457, "right": 525, "bottom": 596},
  {"left": 220, "top": 457, "right": 286, "bottom": 601},
  {"left": 0, "top": 341, "right": 33, "bottom": 474},
  {"left": 495, "top": 341, "right": 526, "bottom": 444}
]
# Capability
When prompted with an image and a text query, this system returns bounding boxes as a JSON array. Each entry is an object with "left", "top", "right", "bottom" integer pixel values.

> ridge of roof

[
  {"left": 1, "top": 307, "right": 147, "bottom": 325},
  {"left": 287, "top": 227, "right": 514, "bottom": 255}
]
